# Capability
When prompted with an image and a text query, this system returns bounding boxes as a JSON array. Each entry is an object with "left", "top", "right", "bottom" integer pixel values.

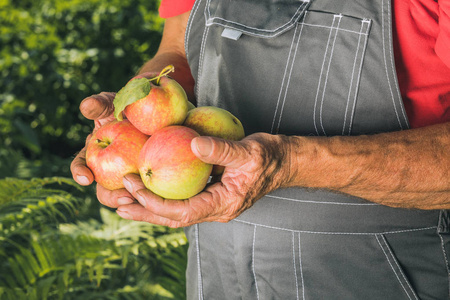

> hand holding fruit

[
  {"left": 71, "top": 65, "right": 280, "bottom": 226},
  {"left": 70, "top": 72, "right": 164, "bottom": 207},
  {"left": 70, "top": 72, "right": 160, "bottom": 188},
  {"left": 70, "top": 91, "right": 117, "bottom": 187},
  {"left": 85, "top": 120, "right": 149, "bottom": 190},
  {"left": 115, "top": 133, "right": 292, "bottom": 227},
  {"left": 184, "top": 106, "right": 245, "bottom": 175}
]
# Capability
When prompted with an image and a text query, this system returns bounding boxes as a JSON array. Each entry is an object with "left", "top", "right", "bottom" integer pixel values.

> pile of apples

[{"left": 85, "top": 66, "right": 245, "bottom": 199}]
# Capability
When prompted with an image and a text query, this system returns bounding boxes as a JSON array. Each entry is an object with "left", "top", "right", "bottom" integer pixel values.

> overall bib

[{"left": 183, "top": 0, "right": 450, "bottom": 299}]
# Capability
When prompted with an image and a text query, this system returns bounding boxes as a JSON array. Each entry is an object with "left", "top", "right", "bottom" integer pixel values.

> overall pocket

[
  {"left": 195, "top": 0, "right": 372, "bottom": 136},
  {"left": 275, "top": 11, "right": 372, "bottom": 136},
  {"left": 292, "top": 232, "right": 421, "bottom": 300}
]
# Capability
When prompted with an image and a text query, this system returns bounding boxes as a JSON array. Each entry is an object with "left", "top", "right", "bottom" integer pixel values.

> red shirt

[
  {"left": 159, "top": 0, "right": 450, "bottom": 128},
  {"left": 159, "top": 0, "right": 196, "bottom": 19},
  {"left": 392, "top": 0, "right": 450, "bottom": 128}
]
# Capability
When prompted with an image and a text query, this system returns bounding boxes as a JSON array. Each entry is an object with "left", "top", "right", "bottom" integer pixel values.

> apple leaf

[{"left": 113, "top": 78, "right": 151, "bottom": 121}]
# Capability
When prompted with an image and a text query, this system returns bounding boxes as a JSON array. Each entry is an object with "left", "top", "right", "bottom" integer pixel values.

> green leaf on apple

[{"left": 113, "top": 78, "right": 151, "bottom": 121}]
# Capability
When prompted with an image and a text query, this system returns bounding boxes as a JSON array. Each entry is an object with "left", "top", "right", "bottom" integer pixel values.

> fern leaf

[
  {"left": 0, "top": 177, "right": 85, "bottom": 239},
  {"left": 30, "top": 240, "right": 51, "bottom": 273},
  {"left": 7, "top": 256, "right": 27, "bottom": 287},
  {"left": 0, "top": 177, "right": 81, "bottom": 205},
  {"left": 36, "top": 275, "right": 57, "bottom": 300}
]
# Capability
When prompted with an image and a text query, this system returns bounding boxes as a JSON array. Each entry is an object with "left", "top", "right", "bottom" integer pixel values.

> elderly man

[{"left": 71, "top": 0, "right": 450, "bottom": 299}]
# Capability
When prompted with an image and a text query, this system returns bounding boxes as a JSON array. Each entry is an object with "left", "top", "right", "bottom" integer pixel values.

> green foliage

[
  {"left": 0, "top": 2, "right": 189, "bottom": 299},
  {"left": 0, "top": 0, "right": 164, "bottom": 178},
  {"left": 0, "top": 177, "right": 84, "bottom": 239},
  {"left": 0, "top": 177, "right": 188, "bottom": 300}
]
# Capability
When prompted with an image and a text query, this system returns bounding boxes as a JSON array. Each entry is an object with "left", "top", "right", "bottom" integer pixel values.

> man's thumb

[
  {"left": 191, "top": 136, "right": 246, "bottom": 169},
  {"left": 80, "top": 92, "right": 116, "bottom": 120}
]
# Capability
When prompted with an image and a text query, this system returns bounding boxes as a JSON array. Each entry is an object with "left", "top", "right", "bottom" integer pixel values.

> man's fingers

[
  {"left": 122, "top": 173, "right": 217, "bottom": 225},
  {"left": 122, "top": 174, "right": 148, "bottom": 197},
  {"left": 122, "top": 174, "right": 182, "bottom": 219},
  {"left": 191, "top": 136, "right": 249, "bottom": 169},
  {"left": 72, "top": 92, "right": 116, "bottom": 188},
  {"left": 96, "top": 184, "right": 134, "bottom": 208},
  {"left": 70, "top": 147, "right": 94, "bottom": 186},
  {"left": 79, "top": 92, "right": 116, "bottom": 120},
  {"left": 116, "top": 203, "right": 187, "bottom": 228}
]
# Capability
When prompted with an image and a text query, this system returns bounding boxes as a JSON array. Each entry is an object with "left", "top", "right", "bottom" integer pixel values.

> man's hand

[
  {"left": 113, "top": 133, "right": 292, "bottom": 227},
  {"left": 70, "top": 92, "right": 116, "bottom": 186},
  {"left": 69, "top": 72, "right": 158, "bottom": 187},
  {"left": 69, "top": 90, "right": 142, "bottom": 207},
  {"left": 70, "top": 10, "right": 197, "bottom": 210}
]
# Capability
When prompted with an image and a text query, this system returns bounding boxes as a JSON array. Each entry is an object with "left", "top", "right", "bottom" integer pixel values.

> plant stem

[{"left": 149, "top": 65, "right": 175, "bottom": 85}]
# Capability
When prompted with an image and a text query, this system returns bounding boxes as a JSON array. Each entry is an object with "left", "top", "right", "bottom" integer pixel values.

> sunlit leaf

[{"left": 113, "top": 78, "right": 151, "bottom": 121}]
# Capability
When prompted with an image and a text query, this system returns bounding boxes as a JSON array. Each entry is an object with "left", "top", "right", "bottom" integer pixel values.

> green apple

[
  {"left": 138, "top": 125, "right": 213, "bottom": 199},
  {"left": 183, "top": 106, "right": 245, "bottom": 140},
  {"left": 183, "top": 106, "right": 245, "bottom": 174},
  {"left": 86, "top": 120, "right": 149, "bottom": 190},
  {"left": 187, "top": 101, "right": 196, "bottom": 111}
]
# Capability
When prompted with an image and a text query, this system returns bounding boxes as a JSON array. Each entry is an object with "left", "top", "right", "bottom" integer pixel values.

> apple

[
  {"left": 86, "top": 120, "right": 149, "bottom": 190},
  {"left": 125, "top": 75, "right": 189, "bottom": 135},
  {"left": 187, "top": 101, "right": 196, "bottom": 111},
  {"left": 183, "top": 106, "right": 245, "bottom": 174},
  {"left": 183, "top": 106, "right": 245, "bottom": 140},
  {"left": 138, "top": 125, "right": 213, "bottom": 199},
  {"left": 113, "top": 66, "right": 190, "bottom": 135}
]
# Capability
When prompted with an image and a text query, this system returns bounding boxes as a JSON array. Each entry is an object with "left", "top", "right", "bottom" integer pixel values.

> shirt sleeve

[
  {"left": 435, "top": 1, "right": 450, "bottom": 68},
  {"left": 159, "top": 0, "right": 196, "bottom": 18}
]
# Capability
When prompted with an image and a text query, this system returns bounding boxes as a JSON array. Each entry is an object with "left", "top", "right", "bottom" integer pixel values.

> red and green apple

[
  {"left": 86, "top": 120, "right": 149, "bottom": 190},
  {"left": 138, "top": 125, "right": 213, "bottom": 199}
]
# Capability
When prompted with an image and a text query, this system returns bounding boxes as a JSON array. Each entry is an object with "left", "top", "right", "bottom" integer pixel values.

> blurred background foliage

[
  {"left": 0, "top": 178, "right": 188, "bottom": 299},
  {"left": 0, "top": 0, "right": 189, "bottom": 299},
  {"left": 0, "top": 0, "right": 164, "bottom": 178}
]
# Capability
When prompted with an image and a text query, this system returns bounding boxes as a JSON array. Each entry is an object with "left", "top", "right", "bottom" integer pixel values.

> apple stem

[
  {"left": 149, "top": 65, "right": 175, "bottom": 85},
  {"left": 96, "top": 139, "right": 111, "bottom": 148}
]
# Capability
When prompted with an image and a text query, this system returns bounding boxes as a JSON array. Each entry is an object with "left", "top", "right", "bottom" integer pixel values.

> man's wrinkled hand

[
  {"left": 115, "top": 133, "right": 292, "bottom": 227},
  {"left": 70, "top": 92, "right": 117, "bottom": 186},
  {"left": 70, "top": 72, "right": 159, "bottom": 208}
]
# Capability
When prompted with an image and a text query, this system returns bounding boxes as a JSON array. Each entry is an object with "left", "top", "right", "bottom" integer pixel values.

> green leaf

[
  {"left": 37, "top": 275, "right": 57, "bottom": 300},
  {"left": 94, "top": 264, "right": 104, "bottom": 287},
  {"left": 113, "top": 78, "right": 151, "bottom": 121},
  {"left": 32, "top": 241, "right": 50, "bottom": 272},
  {"left": 8, "top": 257, "right": 27, "bottom": 287}
]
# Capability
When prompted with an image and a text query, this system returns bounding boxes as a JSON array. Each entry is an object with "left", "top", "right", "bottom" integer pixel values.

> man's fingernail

[
  {"left": 135, "top": 190, "right": 148, "bottom": 208},
  {"left": 123, "top": 177, "right": 133, "bottom": 191},
  {"left": 195, "top": 137, "right": 213, "bottom": 157},
  {"left": 117, "top": 197, "right": 134, "bottom": 206},
  {"left": 117, "top": 210, "right": 132, "bottom": 220},
  {"left": 77, "top": 176, "right": 90, "bottom": 185}
]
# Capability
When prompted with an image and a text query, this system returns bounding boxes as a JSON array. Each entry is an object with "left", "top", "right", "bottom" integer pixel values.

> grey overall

[{"left": 183, "top": 0, "right": 450, "bottom": 299}]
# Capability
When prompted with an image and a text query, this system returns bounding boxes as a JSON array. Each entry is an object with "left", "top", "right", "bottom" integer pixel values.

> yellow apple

[
  {"left": 187, "top": 101, "right": 196, "bottom": 111},
  {"left": 183, "top": 106, "right": 245, "bottom": 174},
  {"left": 183, "top": 106, "right": 245, "bottom": 140}
]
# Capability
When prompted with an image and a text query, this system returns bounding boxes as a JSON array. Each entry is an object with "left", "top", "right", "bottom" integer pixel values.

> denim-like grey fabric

[
  {"left": 184, "top": 0, "right": 450, "bottom": 299},
  {"left": 185, "top": 196, "right": 449, "bottom": 299}
]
